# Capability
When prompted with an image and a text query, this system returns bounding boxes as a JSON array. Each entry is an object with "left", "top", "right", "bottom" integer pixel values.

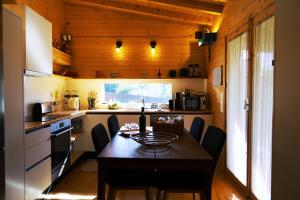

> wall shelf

[{"left": 52, "top": 47, "right": 71, "bottom": 66}]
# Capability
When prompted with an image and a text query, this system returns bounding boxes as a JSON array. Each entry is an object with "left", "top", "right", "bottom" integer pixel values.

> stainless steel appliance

[
  {"left": 50, "top": 118, "right": 73, "bottom": 182},
  {"left": 182, "top": 96, "right": 200, "bottom": 111}
]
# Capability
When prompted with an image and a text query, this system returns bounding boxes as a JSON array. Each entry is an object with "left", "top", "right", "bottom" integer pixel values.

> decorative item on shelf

[
  {"left": 88, "top": 91, "right": 99, "bottom": 110},
  {"left": 179, "top": 68, "right": 189, "bottom": 77},
  {"left": 157, "top": 67, "right": 162, "bottom": 78},
  {"left": 62, "top": 34, "right": 72, "bottom": 54},
  {"left": 116, "top": 40, "right": 122, "bottom": 53},
  {"left": 188, "top": 64, "right": 194, "bottom": 77},
  {"left": 150, "top": 40, "right": 157, "bottom": 55},
  {"left": 169, "top": 69, "right": 176, "bottom": 78},
  {"left": 194, "top": 64, "right": 201, "bottom": 77},
  {"left": 52, "top": 39, "right": 62, "bottom": 50},
  {"left": 111, "top": 72, "right": 118, "bottom": 78}
]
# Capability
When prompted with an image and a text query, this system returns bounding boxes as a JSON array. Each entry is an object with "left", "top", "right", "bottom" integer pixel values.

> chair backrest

[
  {"left": 91, "top": 123, "right": 110, "bottom": 154},
  {"left": 190, "top": 117, "right": 205, "bottom": 143},
  {"left": 107, "top": 114, "right": 120, "bottom": 138},
  {"left": 201, "top": 126, "right": 226, "bottom": 172}
]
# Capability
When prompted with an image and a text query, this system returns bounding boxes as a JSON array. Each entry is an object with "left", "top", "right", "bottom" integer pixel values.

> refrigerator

[{"left": 1, "top": 4, "right": 25, "bottom": 200}]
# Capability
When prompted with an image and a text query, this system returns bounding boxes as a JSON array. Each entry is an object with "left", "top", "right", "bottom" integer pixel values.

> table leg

[{"left": 98, "top": 160, "right": 106, "bottom": 200}]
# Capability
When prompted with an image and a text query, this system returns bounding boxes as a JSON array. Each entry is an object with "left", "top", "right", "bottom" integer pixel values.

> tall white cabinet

[{"left": 3, "top": 7, "right": 25, "bottom": 200}]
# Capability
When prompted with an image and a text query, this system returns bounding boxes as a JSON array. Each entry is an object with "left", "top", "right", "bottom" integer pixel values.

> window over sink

[{"left": 103, "top": 83, "right": 172, "bottom": 106}]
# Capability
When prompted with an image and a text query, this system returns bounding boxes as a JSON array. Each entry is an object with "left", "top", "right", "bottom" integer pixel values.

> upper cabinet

[{"left": 24, "top": 6, "right": 52, "bottom": 76}]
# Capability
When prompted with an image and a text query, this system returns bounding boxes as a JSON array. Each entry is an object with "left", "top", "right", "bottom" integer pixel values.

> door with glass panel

[
  {"left": 251, "top": 16, "right": 274, "bottom": 200},
  {"left": 226, "top": 32, "right": 249, "bottom": 186}
]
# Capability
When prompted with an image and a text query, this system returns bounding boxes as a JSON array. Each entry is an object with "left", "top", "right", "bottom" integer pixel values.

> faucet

[{"left": 139, "top": 98, "right": 145, "bottom": 107}]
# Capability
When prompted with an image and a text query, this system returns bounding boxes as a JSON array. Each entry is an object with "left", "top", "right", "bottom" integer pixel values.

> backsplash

[
  {"left": 24, "top": 75, "right": 207, "bottom": 116},
  {"left": 24, "top": 75, "right": 69, "bottom": 117}
]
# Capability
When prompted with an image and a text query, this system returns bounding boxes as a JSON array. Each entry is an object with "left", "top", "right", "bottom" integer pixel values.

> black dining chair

[
  {"left": 91, "top": 123, "right": 154, "bottom": 200},
  {"left": 107, "top": 114, "right": 120, "bottom": 139},
  {"left": 190, "top": 117, "right": 205, "bottom": 143},
  {"left": 155, "top": 125, "right": 226, "bottom": 200}
]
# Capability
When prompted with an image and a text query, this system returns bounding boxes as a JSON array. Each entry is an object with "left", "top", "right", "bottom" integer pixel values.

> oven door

[{"left": 51, "top": 127, "right": 72, "bottom": 181}]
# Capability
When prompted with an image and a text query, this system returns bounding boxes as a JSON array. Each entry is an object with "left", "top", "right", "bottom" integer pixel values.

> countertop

[
  {"left": 24, "top": 110, "right": 86, "bottom": 133},
  {"left": 24, "top": 109, "right": 212, "bottom": 133},
  {"left": 85, "top": 108, "right": 212, "bottom": 115}
]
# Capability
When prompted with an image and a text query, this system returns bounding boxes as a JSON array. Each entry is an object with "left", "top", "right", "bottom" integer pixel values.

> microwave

[
  {"left": 182, "top": 96, "right": 200, "bottom": 111},
  {"left": 182, "top": 94, "right": 208, "bottom": 111}
]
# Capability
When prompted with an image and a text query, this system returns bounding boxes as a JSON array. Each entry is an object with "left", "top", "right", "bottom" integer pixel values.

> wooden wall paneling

[
  {"left": 64, "top": 3, "right": 209, "bottom": 79},
  {"left": 64, "top": 0, "right": 214, "bottom": 26}
]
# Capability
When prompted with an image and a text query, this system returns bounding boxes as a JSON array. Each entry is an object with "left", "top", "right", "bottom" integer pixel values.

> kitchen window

[{"left": 103, "top": 83, "right": 172, "bottom": 105}]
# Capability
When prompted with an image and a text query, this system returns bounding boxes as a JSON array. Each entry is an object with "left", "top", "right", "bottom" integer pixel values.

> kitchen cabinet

[
  {"left": 24, "top": 6, "right": 52, "bottom": 76},
  {"left": 3, "top": 5, "right": 52, "bottom": 76},
  {"left": 53, "top": 47, "right": 71, "bottom": 66},
  {"left": 3, "top": 6, "right": 25, "bottom": 200},
  {"left": 25, "top": 127, "right": 51, "bottom": 200},
  {"left": 70, "top": 116, "right": 85, "bottom": 165}
]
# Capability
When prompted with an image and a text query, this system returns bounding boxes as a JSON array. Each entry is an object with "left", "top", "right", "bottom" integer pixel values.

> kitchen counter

[
  {"left": 24, "top": 110, "right": 86, "bottom": 133},
  {"left": 24, "top": 109, "right": 212, "bottom": 133},
  {"left": 85, "top": 108, "right": 212, "bottom": 115}
]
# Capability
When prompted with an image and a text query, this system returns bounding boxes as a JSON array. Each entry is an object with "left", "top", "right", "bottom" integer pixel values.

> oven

[{"left": 50, "top": 118, "right": 73, "bottom": 182}]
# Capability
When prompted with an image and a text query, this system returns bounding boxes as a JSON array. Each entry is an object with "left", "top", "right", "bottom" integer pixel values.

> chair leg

[
  {"left": 193, "top": 192, "right": 197, "bottom": 200},
  {"left": 156, "top": 189, "right": 162, "bottom": 200},
  {"left": 107, "top": 187, "right": 116, "bottom": 200},
  {"left": 162, "top": 190, "right": 168, "bottom": 200},
  {"left": 145, "top": 187, "right": 153, "bottom": 200}
]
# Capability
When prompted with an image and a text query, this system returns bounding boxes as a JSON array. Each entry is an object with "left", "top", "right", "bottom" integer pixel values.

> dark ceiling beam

[
  {"left": 65, "top": 0, "right": 213, "bottom": 25},
  {"left": 149, "top": 0, "right": 224, "bottom": 15}
]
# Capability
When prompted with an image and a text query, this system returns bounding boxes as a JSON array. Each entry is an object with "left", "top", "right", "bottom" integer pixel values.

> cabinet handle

[{"left": 51, "top": 127, "right": 74, "bottom": 137}]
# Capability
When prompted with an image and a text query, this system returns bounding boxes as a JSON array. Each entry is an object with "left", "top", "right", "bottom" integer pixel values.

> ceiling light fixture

[
  {"left": 150, "top": 40, "right": 157, "bottom": 55},
  {"left": 116, "top": 40, "right": 122, "bottom": 52}
]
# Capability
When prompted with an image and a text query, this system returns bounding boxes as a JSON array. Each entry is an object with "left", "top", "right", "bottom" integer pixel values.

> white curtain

[
  {"left": 227, "top": 32, "right": 248, "bottom": 186},
  {"left": 251, "top": 16, "right": 274, "bottom": 200}
]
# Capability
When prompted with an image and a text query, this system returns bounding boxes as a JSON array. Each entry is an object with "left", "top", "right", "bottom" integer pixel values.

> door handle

[{"left": 244, "top": 98, "right": 250, "bottom": 111}]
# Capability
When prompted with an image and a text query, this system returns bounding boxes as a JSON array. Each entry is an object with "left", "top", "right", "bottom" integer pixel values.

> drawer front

[
  {"left": 25, "top": 157, "right": 51, "bottom": 200},
  {"left": 25, "top": 127, "right": 50, "bottom": 149},
  {"left": 25, "top": 139, "right": 51, "bottom": 169}
]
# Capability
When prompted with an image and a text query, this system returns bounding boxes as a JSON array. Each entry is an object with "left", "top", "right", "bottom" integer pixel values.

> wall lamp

[
  {"left": 150, "top": 40, "right": 157, "bottom": 55},
  {"left": 116, "top": 40, "right": 122, "bottom": 52}
]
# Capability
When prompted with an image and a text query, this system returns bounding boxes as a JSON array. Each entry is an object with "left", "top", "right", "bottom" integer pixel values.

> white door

[
  {"left": 226, "top": 32, "right": 249, "bottom": 186},
  {"left": 251, "top": 16, "right": 275, "bottom": 200}
]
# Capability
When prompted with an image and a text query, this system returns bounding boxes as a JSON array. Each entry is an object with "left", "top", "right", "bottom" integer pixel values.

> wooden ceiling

[{"left": 64, "top": 0, "right": 228, "bottom": 27}]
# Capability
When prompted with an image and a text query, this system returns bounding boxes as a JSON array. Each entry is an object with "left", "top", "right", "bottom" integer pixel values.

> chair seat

[{"left": 106, "top": 170, "right": 155, "bottom": 187}]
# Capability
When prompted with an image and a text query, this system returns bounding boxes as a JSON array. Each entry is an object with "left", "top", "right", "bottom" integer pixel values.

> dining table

[{"left": 97, "top": 127, "right": 213, "bottom": 200}]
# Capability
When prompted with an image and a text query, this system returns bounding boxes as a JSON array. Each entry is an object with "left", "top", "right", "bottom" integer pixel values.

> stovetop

[{"left": 25, "top": 115, "right": 64, "bottom": 122}]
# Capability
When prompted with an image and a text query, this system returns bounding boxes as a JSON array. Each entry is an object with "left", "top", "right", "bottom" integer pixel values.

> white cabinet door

[
  {"left": 25, "top": 6, "right": 52, "bottom": 75},
  {"left": 25, "top": 157, "right": 51, "bottom": 200},
  {"left": 3, "top": 7, "right": 25, "bottom": 200}
]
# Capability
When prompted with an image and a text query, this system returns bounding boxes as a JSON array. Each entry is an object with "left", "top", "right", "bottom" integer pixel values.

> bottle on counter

[{"left": 139, "top": 107, "right": 146, "bottom": 132}]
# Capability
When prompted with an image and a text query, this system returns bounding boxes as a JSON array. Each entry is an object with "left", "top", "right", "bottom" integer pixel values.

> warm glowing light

[
  {"left": 198, "top": 41, "right": 203, "bottom": 46},
  {"left": 116, "top": 47, "right": 121, "bottom": 53},
  {"left": 40, "top": 193, "right": 96, "bottom": 200},
  {"left": 151, "top": 47, "right": 155, "bottom": 55}
]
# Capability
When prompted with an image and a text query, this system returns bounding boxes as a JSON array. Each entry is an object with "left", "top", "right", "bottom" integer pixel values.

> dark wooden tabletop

[
  {"left": 98, "top": 130, "right": 212, "bottom": 167},
  {"left": 97, "top": 130, "right": 213, "bottom": 200}
]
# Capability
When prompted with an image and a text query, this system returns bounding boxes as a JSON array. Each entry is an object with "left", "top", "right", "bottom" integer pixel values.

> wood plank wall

[
  {"left": 64, "top": 3, "right": 209, "bottom": 78},
  {"left": 16, "top": 0, "right": 65, "bottom": 42},
  {"left": 207, "top": 0, "right": 274, "bottom": 170}
]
